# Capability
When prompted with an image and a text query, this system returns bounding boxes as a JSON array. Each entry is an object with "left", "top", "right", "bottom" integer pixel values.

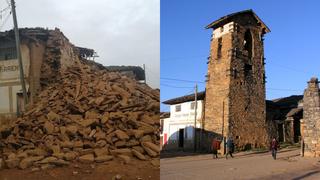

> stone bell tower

[{"left": 204, "top": 10, "right": 270, "bottom": 149}]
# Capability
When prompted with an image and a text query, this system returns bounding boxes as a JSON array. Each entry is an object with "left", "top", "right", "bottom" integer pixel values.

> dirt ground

[
  {"left": 161, "top": 148, "right": 320, "bottom": 180},
  {"left": 0, "top": 159, "right": 159, "bottom": 180}
]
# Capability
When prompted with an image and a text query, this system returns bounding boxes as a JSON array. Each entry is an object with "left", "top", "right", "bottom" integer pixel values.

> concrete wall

[{"left": 162, "top": 100, "right": 203, "bottom": 151}]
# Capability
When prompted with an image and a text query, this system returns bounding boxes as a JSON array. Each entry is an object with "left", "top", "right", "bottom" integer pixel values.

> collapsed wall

[
  {"left": 0, "top": 28, "right": 160, "bottom": 169},
  {"left": 0, "top": 28, "right": 92, "bottom": 123}
]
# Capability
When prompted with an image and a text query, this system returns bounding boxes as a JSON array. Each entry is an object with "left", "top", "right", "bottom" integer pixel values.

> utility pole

[
  {"left": 11, "top": 0, "right": 28, "bottom": 105},
  {"left": 222, "top": 100, "right": 225, "bottom": 155},
  {"left": 193, "top": 84, "right": 198, "bottom": 152},
  {"left": 143, "top": 64, "right": 146, "bottom": 84}
]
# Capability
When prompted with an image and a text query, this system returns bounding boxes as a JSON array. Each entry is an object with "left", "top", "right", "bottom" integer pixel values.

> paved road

[{"left": 161, "top": 148, "right": 320, "bottom": 180}]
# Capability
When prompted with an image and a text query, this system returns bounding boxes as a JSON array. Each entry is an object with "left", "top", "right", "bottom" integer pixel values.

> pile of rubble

[{"left": 0, "top": 63, "right": 160, "bottom": 170}]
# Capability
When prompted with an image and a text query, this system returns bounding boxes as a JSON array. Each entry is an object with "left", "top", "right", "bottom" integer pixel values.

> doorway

[
  {"left": 178, "top": 129, "right": 184, "bottom": 148},
  {"left": 278, "top": 123, "right": 284, "bottom": 142},
  {"left": 293, "top": 118, "right": 301, "bottom": 143}
]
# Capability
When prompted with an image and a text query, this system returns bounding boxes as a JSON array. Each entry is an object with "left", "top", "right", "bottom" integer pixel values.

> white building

[{"left": 161, "top": 91, "right": 205, "bottom": 151}]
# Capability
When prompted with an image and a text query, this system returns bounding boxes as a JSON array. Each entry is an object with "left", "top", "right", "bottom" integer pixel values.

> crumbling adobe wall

[
  {"left": 40, "top": 28, "right": 81, "bottom": 87},
  {"left": 302, "top": 77, "right": 320, "bottom": 157},
  {"left": 27, "top": 40, "right": 46, "bottom": 104},
  {"left": 228, "top": 15, "right": 268, "bottom": 149},
  {"left": 204, "top": 28, "right": 232, "bottom": 140},
  {"left": 204, "top": 13, "right": 269, "bottom": 151}
]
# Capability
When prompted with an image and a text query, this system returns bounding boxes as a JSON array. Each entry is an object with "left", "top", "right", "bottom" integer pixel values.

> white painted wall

[
  {"left": 212, "top": 22, "right": 234, "bottom": 39},
  {"left": 163, "top": 100, "right": 203, "bottom": 146},
  {"left": 0, "top": 45, "right": 30, "bottom": 114}
]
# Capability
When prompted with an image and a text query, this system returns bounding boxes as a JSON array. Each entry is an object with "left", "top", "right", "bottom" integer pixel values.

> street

[{"left": 161, "top": 148, "right": 320, "bottom": 180}]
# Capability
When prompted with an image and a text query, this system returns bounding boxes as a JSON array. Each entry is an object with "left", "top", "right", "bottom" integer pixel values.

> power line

[
  {"left": 0, "top": 11, "right": 11, "bottom": 30},
  {"left": 161, "top": 52, "right": 312, "bottom": 75},
  {"left": 161, "top": 55, "right": 207, "bottom": 61},
  {"left": 267, "top": 88, "right": 302, "bottom": 92},
  {"left": 161, "top": 77, "right": 303, "bottom": 92},
  {"left": 161, "top": 77, "right": 205, "bottom": 84},
  {"left": 0, "top": 5, "right": 10, "bottom": 13},
  {"left": 267, "top": 61, "right": 310, "bottom": 75},
  {"left": 161, "top": 83, "right": 194, "bottom": 89}
]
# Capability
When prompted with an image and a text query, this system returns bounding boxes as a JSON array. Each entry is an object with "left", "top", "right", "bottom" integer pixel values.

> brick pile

[{"left": 0, "top": 62, "right": 160, "bottom": 170}]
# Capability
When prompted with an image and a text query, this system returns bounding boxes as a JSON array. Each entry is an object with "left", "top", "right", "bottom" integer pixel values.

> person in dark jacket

[
  {"left": 270, "top": 138, "right": 279, "bottom": 160},
  {"left": 225, "top": 137, "right": 234, "bottom": 159},
  {"left": 211, "top": 138, "right": 220, "bottom": 159}
]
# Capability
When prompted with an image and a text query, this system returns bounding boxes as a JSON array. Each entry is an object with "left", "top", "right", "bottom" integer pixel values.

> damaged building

[
  {"left": 204, "top": 9, "right": 270, "bottom": 150},
  {"left": 0, "top": 28, "right": 148, "bottom": 126},
  {"left": 105, "top": 66, "right": 146, "bottom": 82},
  {"left": 161, "top": 9, "right": 320, "bottom": 156},
  {"left": 273, "top": 77, "right": 320, "bottom": 157},
  {"left": 0, "top": 28, "right": 98, "bottom": 124},
  {"left": 266, "top": 95, "right": 303, "bottom": 144}
]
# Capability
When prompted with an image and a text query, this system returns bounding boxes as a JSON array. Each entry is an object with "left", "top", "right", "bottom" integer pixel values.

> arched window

[{"left": 243, "top": 29, "right": 253, "bottom": 59}]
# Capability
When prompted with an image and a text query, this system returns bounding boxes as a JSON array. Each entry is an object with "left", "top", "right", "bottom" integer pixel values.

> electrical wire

[
  {"left": 161, "top": 77, "right": 205, "bottom": 84},
  {"left": 0, "top": 5, "right": 10, "bottom": 13},
  {"left": 0, "top": 11, "right": 11, "bottom": 30},
  {"left": 161, "top": 83, "right": 194, "bottom": 89},
  {"left": 266, "top": 88, "right": 302, "bottom": 92}
]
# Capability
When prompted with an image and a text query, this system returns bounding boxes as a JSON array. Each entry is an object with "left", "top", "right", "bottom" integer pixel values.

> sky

[
  {"left": 0, "top": 0, "right": 160, "bottom": 88},
  {"left": 161, "top": 0, "right": 320, "bottom": 112}
]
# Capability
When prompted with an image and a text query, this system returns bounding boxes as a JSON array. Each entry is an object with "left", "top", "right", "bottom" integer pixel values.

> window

[
  {"left": 243, "top": 29, "right": 253, "bottom": 59},
  {"left": 0, "top": 47, "right": 17, "bottom": 61},
  {"left": 232, "top": 68, "right": 238, "bottom": 78},
  {"left": 175, "top": 105, "right": 181, "bottom": 112},
  {"left": 244, "top": 63, "right": 252, "bottom": 77},
  {"left": 217, "top": 38, "right": 222, "bottom": 59},
  {"left": 190, "top": 102, "right": 195, "bottom": 110}
]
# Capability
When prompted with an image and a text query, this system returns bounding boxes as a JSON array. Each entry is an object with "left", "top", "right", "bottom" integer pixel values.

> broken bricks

[{"left": 0, "top": 57, "right": 159, "bottom": 170}]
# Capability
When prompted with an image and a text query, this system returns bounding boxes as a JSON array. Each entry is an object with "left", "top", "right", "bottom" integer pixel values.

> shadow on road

[
  {"left": 160, "top": 148, "right": 299, "bottom": 160},
  {"left": 160, "top": 151, "right": 209, "bottom": 159},
  {"left": 235, "top": 148, "right": 299, "bottom": 158},
  {"left": 291, "top": 170, "right": 320, "bottom": 180}
]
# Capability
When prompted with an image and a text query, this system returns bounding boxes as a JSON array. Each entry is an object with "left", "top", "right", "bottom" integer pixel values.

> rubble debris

[{"left": 0, "top": 63, "right": 159, "bottom": 170}]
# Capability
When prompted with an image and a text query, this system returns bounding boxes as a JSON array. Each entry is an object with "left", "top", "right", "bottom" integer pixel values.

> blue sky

[{"left": 160, "top": 0, "right": 320, "bottom": 112}]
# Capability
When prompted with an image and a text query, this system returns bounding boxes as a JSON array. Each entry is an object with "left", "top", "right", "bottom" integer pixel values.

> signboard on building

[
  {"left": 0, "top": 45, "right": 30, "bottom": 115},
  {"left": 0, "top": 46, "right": 30, "bottom": 83}
]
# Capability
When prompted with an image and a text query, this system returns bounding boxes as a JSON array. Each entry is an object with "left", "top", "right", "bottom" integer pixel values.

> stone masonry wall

[
  {"left": 204, "top": 27, "right": 232, "bottom": 141},
  {"left": 204, "top": 13, "right": 269, "bottom": 150},
  {"left": 302, "top": 77, "right": 320, "bottom": 157},
  {"left": 228, "top": 15, "right": 268, "bottom": 149}
]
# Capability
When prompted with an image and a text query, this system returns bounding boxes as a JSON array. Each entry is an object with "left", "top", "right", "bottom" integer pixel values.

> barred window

[
  {"left": 175, "top": 105, "right": 181, "bottom": 112},
  {"left": 190, "top": 102, "right": 195, "bottom": 110},
  {"left": 0, "top": 47, "right": 17, "bottom": 61}
]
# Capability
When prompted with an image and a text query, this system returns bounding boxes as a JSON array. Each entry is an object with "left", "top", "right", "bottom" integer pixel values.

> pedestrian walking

[
  {"left": 270, "top": 138, "right": 279, "bottom": 160},
  {"left": 225, "top": 137, "right": 234, "bottom": 159},
  {"left": 211, "top": 138, "right": 220, "bottom": 159}
]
